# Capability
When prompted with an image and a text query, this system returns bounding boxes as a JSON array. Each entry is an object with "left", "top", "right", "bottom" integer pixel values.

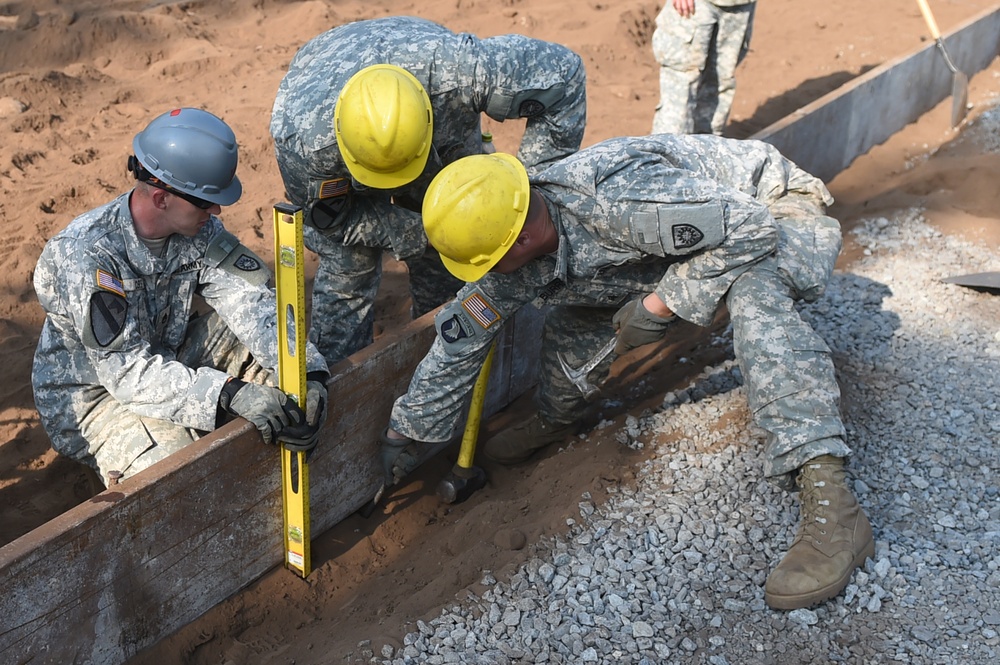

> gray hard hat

[{"left": 132, "top": 108, "right": 242, "bottom": 206}]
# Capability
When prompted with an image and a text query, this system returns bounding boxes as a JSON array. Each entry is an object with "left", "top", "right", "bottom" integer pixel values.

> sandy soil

[{"left": 1, "top": 0, "right": 999, "bottom": 662}]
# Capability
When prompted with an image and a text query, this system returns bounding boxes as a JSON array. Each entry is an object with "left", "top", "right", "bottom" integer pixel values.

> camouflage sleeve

[
  {"left": 61, "top": 252, "right": 230, "bottom": 432},
  {"left": 199, "top": 237, "right": 327, "bottom": 378},
  {"left": 652, "top": 193, "right": 779, "bottom": 326},
  {"left": 479, "top": 35, "right": 587, "bottom": 173},
  {"left": 389, "top": 283, "right": 525, "bottom": 442}
]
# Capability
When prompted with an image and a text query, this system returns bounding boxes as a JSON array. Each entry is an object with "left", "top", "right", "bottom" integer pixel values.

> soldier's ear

[{"left": 147, "top": 186, "right": 169, "bottom": 209}]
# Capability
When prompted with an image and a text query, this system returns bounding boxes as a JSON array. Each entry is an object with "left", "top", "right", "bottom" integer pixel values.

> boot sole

[{"left": 764, "top": 536, "right": 876, "bottom": 611}]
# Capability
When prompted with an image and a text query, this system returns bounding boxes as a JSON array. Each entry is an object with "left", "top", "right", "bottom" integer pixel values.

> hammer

[
  {"left": 556, "top": 335, "right": 617, "bottom": 400},
  {"left": 436, "top": 340, "right": 496, "bottom": 504}
]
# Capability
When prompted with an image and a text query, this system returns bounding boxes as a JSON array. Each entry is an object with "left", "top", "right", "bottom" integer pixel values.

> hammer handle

[{"left": 457, "top": 340, "right": 497, "bottom": 469}]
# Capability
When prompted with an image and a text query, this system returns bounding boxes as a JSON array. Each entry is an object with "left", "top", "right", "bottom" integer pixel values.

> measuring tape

[{"left": 273, "top": 202, "right": 311, "bottom": 578}]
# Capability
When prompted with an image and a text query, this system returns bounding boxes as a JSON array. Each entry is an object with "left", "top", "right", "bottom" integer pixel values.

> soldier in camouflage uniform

[
  {"left": 32, "top": 108, "right": 330, "bottom": 488},
  {"left": 380, "top": 134, "right": 874, "bottom": 610},
  {"left": 652, "top": 0, "right": 756, "bottom": 135},
  {"left": 270, "top": 16, "right": 587, "bottom": 364}
]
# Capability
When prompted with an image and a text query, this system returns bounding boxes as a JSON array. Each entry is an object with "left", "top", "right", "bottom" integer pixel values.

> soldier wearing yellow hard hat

[
  {"left": 270, "top": 16, "right": 588, "bottom": 365},
  {"left": 383, "top": 133, "right": 873, "bottom": 613}
]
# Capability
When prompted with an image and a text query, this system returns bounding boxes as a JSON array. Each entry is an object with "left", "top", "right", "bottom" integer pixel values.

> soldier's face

[{"left": 166, "top": 193, "right": 221, "bottom": 236}]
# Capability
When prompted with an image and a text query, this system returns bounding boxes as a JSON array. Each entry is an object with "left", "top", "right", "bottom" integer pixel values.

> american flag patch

[
  {"left": 318, "top": 178, "right": 349, "bottom": 199},
  {"left": 462, "top": 293, "right": 500, "bottom": 329},
  {"left": 96, "top": 269, "right": 125, "bottom": 297}
]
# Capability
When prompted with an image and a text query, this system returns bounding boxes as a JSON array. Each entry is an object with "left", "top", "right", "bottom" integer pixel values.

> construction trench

[{"left": 2, "top": 6, "right": 1000, "bottom": 664}]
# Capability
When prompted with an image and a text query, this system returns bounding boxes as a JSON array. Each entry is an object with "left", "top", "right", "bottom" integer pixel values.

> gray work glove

[
  {"left": 305, "top": 378, "right": 328, "bottom": 428},
  {"left": 219, "top": 378, "right": 306, "bottom": 444},
  {"left": 612, "top": 296, "right": 677, "bottom": 355},
  {"left": 379, "top": 428, "right": 422, "bottom": 486}
]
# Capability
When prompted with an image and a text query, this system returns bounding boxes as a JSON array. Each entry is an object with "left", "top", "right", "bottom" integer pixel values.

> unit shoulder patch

[
  {"left": 89, "top": 290, "right": 128, "bottom": 347},
  {"left": 440, "top": 314, "right": 470, "bottom": 344},
  {"left": 672, "top": 223, "right": 705, "bottom": 250},
  {"left": 518, "top": 99, "right": 546, "bottom": 118},
  {"left": 234, "top": 253, "right": 262, "bottom": 272}
]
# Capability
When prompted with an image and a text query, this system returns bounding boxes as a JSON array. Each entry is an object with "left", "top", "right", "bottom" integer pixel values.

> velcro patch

[
  {"left": 89, "top": 290, "right": 127, "bottom": 347},
  {"left": 96, "top": 269, "right": 125, "bottom": 297},
  {"left": 672, "top": 223, "right": 705, "bottom": 250},
  {"left": 461, "top": 293, "right": 500, "bottom": 329},
  {"left": 440, "top": 314, "right": 470, "bottom": 344}
]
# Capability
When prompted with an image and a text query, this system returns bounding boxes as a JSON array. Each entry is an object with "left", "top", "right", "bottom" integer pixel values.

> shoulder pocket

[
  {"left": 205, "top": 230, "right": 271, "bottom": 287},
  {"left": 625, "top": 201, "right": 725, "bottom": 256}
]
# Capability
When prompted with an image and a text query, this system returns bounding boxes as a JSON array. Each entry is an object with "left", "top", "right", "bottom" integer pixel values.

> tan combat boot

[
  {"left": 765, "top": 455, "right": 875, "bottom": 610},
  {"left": 482, "top": 412, "right": 577, "bottom": 465}
]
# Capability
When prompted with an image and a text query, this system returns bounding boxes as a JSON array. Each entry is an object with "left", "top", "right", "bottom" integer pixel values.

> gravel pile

[{"left": 374, "top": 120, "right": 1000, "bottom": 664}]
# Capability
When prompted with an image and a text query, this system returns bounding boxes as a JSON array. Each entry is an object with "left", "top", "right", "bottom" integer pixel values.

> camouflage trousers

[
  {"left": 651, "top": 0, "right": 755, "bottom": 135},
  {"left": 537, "top": 213, "right": 849, "bottom": 490},
  {"left": 77, "top": 311, "right": 269, "bottom": 486},
  {"left": 305, "top": 226, "right": 463, "bottom": 365}
]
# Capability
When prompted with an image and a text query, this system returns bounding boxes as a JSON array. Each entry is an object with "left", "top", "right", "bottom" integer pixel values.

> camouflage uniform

[
  {"left": 32, "top": 194, "right": 329, "bottom": 481},
  {"left": 652, "top": 0, "right": 756, "bottom": 135},
  {"left": 270, "top": 16, "right": 587, "bottom": 363},
  {"left": 390, "top": 134, "right": 851, "bottom": 489}
]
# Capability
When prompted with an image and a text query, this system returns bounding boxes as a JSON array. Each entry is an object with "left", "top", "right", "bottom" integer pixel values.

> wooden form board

[
  {"left": 2, "top": 8, "right": 999, "bottom": 663},
  {"left": 0, "top": 307, "right": 537, "bottom": 664}
]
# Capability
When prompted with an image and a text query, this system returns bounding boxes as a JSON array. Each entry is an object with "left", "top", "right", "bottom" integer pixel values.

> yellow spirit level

[{"left": 273, "top": 203, "right": 311, "bottom": 578}]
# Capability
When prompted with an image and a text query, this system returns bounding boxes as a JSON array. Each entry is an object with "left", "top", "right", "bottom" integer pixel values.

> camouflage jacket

[
  {"left": 32, "top": 193, "right": 329, "bottom": 457},
  {"left": 390, "top": 134, "right": 834, "bottom": 441},
  {"left": 270, "top": 15, "right": 587, "bottom": 258}
]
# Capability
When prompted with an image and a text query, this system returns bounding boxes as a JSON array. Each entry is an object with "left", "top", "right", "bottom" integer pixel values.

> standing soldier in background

[
  {"left": 270, "top": 15, "right": 587, "bottom": 364},
  {"left": 652, "top": 0, "right": 756, "bottom": 135},
  {"left": 380, "top": 134, "right": 874, "bottom": 610},
  {"left": 32, "top": 108, "right": 330, "bottom": 487}
]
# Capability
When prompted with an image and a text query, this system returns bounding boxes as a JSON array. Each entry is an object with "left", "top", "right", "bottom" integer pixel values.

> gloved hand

[
  {"left": 279, "top": 378, "right": 329, "bottom": 452},
  {"left": 305, "top": 378, "right": 328, "bottom": 428},
  {"left": 612, "top": 295, "right": 677, "bottom": 355},
  {"left": 379, "top": 428, "right": 422, "bottom": 486},
  {"left": 219, "top": 378, "right": 306, "bottom": 444}
]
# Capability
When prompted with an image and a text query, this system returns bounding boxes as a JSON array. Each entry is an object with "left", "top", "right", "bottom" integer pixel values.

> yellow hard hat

[
  {"left": 334, "top": 64, "right": 433, "bottom": 189},
  {"left": 422, "top": 152, "right": 530, "bottom": 282}
]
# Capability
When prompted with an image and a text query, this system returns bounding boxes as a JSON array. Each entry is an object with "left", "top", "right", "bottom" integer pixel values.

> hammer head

[
  {"left": 557, "top": 351, "right": 600, "bottom": 399},
  {"left": 436, "top": 464, "right": 488, "bottom": 504}
]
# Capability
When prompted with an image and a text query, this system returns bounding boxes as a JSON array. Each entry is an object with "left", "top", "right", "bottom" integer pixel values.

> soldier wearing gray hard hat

[{"left": 32, "top": 107, "right": 330, "bottom": 487}]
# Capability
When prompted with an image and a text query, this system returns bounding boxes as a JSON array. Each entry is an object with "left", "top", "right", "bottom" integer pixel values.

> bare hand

[{"left": 673, "top": 0, "right": 697, "bottom": 19}]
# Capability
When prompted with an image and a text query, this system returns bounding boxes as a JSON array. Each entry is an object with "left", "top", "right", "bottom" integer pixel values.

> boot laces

[{"left": 798, "top": 465, "right": 832, "bottom": 539}]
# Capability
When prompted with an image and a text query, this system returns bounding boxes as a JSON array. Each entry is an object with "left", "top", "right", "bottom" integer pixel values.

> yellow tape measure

[{"left": 273, "top": 203, "right": 311, "bottom": 578}]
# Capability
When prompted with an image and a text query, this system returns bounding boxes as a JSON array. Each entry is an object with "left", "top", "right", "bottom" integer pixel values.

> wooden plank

[
  {"left": 0, "top": 313, "right": 438, "bottom": 663},
  {"left": 2, "top": 8, "right": 999, "bottom": 663},
  {"left": 754, "top": 6, "right": 1000, "bottom": 181}
]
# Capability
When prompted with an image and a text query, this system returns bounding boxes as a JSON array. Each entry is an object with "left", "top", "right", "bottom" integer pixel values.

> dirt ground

[{"left": 1, "top": 0, "right": 999, "bottom": 662}]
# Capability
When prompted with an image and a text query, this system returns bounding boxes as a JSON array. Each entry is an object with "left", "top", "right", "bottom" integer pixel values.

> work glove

[
  {"left": 612, "top": 295, "right": 677, "bottom": 355},
  {"left": 379, "top": 427, "right": 422, "bottom": 487},
  {"left": 218, "top": 378, "right": 306, "bottom": 444},
  {"left": 277, "top": 376, "right": 330, "bottom": 452}
]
